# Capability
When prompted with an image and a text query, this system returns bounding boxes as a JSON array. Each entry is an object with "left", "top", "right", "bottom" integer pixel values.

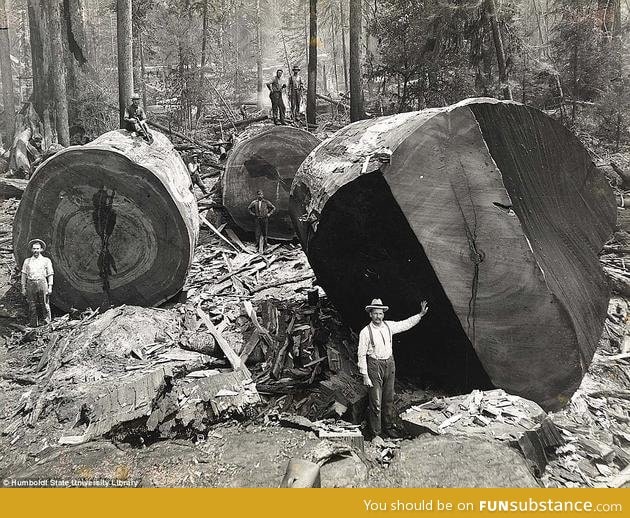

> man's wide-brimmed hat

[
  {"left": 292, "top": 65, "right": 301, "bottom": 71},
  {"left": 131, "top": 92, "right": 141, "bottom": 100},
  {"left": 365, "top": 298, "right": 388, "bottom": 312},
  {"left": 28, "top": 238, "right": 46, "bottom": 251}
]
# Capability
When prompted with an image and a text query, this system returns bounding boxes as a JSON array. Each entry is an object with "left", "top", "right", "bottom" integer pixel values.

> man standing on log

[
  {"left": 288, "top": 65, "right": 304, "bottom": 122},
  {"left": 21, "top": 239, "right": 54, "bottom": 327},
  {"left": 266, "top": 69, "right": 286, "bottom": 125},
  {"left": 358, "top": 298, "right": 429, "bottom": 440},
  {"left": 248, "top": 190, "right": 276, "bottom": 252}
]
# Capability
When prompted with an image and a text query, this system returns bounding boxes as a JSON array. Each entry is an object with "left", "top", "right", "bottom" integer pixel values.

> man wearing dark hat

[
  {"left": 248, "top": 190, "right": 276, "bottom": 252},
  {"left": 123, "top": 93, "right": 152, "bottom": 142},
  {"left": 288, "top": 65, "right": 304, "bottom": 121},
  {"left": 21, "top": 239, "right": 54, "bottom": 327},
  {"left": 266, "top": 69, "right": 287, "bottom": 125},
  {"left": 358, "top": 298, "right": 429, "bottom": 439}
]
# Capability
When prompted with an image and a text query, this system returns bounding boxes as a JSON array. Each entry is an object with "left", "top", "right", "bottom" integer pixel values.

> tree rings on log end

[
  {"left": 223, "top": 126, "right": 321, "bottom": 240},
  {"left": 13, "top": 130, "right": 199, "bottom": 312},
  {"left": 290, "top": 98, "right": 616, "bottom": 410}
]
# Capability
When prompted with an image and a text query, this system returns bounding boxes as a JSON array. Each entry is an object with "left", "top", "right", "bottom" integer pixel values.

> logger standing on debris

[
  {"left": 248, "top": 190, "right": 276, "bottom": 251},
  {"left": 358, "top": 298, "right": 429, "bottom": 439},
  {"left": 21, "top": 239, "right": 54, "bottom": 327},
  {"left": 187, "top": 154, "right": 208, "bottom": 195},
  {"left": 288, "top": 65, "right": 304, "bottom": 121},
  {"left": 266, "top": 69, "right": 286, "bottom": 125},
  {"left": 123, "top": 93, "right": 153, "bottom": 143}
]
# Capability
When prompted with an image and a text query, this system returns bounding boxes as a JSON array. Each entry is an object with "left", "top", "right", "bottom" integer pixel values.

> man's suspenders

[{"left": 367, "top": 322, "right": 392, "bottom": 357}]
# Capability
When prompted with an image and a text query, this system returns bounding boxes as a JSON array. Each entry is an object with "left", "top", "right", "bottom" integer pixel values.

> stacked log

[
  {"left": 223, "top": 126, "right": 320, "bottom": 240},
  {"left": 290, "top": 98, "right": 616, "bottom": 410},
  {"left": 13, "top": 130, "right": 198, "bottom": 311}
]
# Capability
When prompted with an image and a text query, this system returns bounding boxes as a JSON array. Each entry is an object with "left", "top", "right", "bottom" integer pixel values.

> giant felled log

[
  {"left": 13, "top": 130, "right": 198, "bottom": 311},
  {"left": 223, "top": 126, "right": 320, "bottom": 240},
  {"left": 290, "top": 98, "right": 616, "bottom": 410}
]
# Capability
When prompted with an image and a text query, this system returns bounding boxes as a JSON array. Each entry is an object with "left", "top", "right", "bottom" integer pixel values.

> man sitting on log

[
  {"left": 123, "top": 93, "right": 153, "bottom": 143},
  {"left": 248, "top": 190, "right": 276, "bottom": 252},
  {"left": 266, "top": 69, "right": 287, "bottom": 125},
  {"left": 21, "top": 239, "right": 54, "bottom": 327},
  {"left": 358, "top": 298, "right": 429, "bottom": 440}
]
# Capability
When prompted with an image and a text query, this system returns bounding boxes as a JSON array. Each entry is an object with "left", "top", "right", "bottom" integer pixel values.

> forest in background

[{"left": 0, "top": 0, "right": 629, "bottom": 158}]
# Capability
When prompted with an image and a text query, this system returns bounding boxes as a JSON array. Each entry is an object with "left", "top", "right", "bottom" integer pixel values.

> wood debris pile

[{"left": 540, "top": 297, "right": 630, "bottom": 488}]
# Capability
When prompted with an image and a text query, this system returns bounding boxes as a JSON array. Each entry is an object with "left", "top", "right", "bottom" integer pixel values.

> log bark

[
  {"left": 290, "top": 98, "right": 616, "bottom": 410},
  {"left": 223, "top": 126, "right": 320, "bottom": 240},
  {"left": 13, "top": 130, "right": 199, "bottom": 312}
]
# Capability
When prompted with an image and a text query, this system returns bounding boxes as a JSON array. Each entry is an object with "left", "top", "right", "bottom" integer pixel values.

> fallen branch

[
  {"left": 199, "top": 213, "right": 240, "bottom": 252},
  {"left": 0, "top": 177, "right": 28, "bottom": 199},
  {"left": 196, "top": 305, "right": 245, "bottom": 373},
  {"left": 146, "top": 120, "right": 218, "bottom": 152},
  {"left": 207, "top": 114, "right": 268, "bottom": 132},
  {"left": 316, "top": 93, "right": 349, "bottom": 110},
  {"left": 250, "top": 273, "right": 315, "bottom": 294}
]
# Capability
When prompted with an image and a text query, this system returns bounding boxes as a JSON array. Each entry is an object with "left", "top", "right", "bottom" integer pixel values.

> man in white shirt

[
  {"left": 21, "top": 239, "right": 54, "bottom": 327},
  {"left": 357, "top": 298, "right": 429, "bottom": 439},
  {"left": 247, "top": 190, "right": 276, "bottom": 251}
]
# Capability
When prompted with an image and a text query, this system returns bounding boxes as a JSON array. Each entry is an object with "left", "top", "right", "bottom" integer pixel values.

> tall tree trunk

[
  {"left": 256, "top": 0, "right": 263, "bottom": 109},
  {"left": 0, "top": 0, "right": 16, "bottom": 147},
  {"left": 47, "top": 0, "right": 70, "bottom": 145},
  {"left": 27, "top": 0, "right": 53, "bottom": 144},
  {"left": 330, "top": 6, "right": 340, "bottom": 94},
  {"left": 349, "top": 0, "right": 364, "bottom": 121},
  {"left": 306, "top": 0, "right": 317, "bottom": 126},
  {"left": 195, "top": 0, "right": 208, "bottom": 121},
  {"left": 200, "top": 0, "right": 208, "bottom": 68},
  {"left": 139, "top": 30, "right": 147, "bottom": 108},
  {"left": 234, "top": 12, "right": 239, "bottom": 103},
  {"left": 339, "top": 0, "right": 348, "bottom": 93},
  {"left": 116, "top": 0, "right": 133, "bottom": 127},
  {"left": 485, "top": 0, "right": 512, "bottom": 100}
]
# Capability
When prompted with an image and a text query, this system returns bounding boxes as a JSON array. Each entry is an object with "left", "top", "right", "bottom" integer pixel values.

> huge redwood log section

[
  {"left": 290, "top": 98, "right": 616, "bottom": 410},
  {"left": 14, "top": 130, "right": 199, "bottom": 311},
  {"left": 223, "top": 126, "right": 320, "bottom": 240}
]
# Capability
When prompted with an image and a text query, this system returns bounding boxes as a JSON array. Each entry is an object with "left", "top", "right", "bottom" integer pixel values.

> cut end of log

[
  {"left": 13, "top": 130, "right": 199, "bottom": 311},
  {"left": 223, "top": 126, "right": 320, "bottom": 240},
  {"left": 290, "top": 98, "right": 616, "bottom": 410}
]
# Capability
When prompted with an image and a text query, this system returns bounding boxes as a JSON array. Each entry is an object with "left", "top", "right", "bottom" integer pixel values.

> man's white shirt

[{"left": 357, "top": 314, "right": 421, "bottom": 375}]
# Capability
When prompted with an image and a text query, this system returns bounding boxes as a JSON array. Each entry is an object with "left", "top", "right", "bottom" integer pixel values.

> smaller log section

[
  {"left": 13, "top": 130, "right": 199, "bottom": 311},
  {"left": 223, "top": 126, "right": 320, "bottom": 240}
]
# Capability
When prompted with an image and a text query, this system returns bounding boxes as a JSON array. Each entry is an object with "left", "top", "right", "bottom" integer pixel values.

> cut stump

[
  {"left": 13, "top": 130, "right": 199, "bottom": 311},
  {"left": 223, "top": 126, "right": 320, "bottom": 240},
  {"left": 290, "top": 98, "right": 616, "bottom": 410}
]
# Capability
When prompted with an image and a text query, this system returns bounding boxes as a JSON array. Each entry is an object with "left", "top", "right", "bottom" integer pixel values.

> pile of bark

[
  {"left": 0, "top": 303, "right": 262, "bottom": 445},
  {"left": 400, "top": 389, "right": 562, "bottom": 477},
  {"left": 398, "top": 297, "right": 630, "bottom": 488}
]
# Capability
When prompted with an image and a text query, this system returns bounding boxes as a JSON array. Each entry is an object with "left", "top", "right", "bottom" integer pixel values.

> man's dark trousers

[
  {"left": 255, "top": 216, "right": 269, "bottom": 248},
  {"left": 366, "top": 355, "right": 395, "bottom": 437},
  {"left": 270, "top": 92, "right": 286, "bottom": 124}
]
